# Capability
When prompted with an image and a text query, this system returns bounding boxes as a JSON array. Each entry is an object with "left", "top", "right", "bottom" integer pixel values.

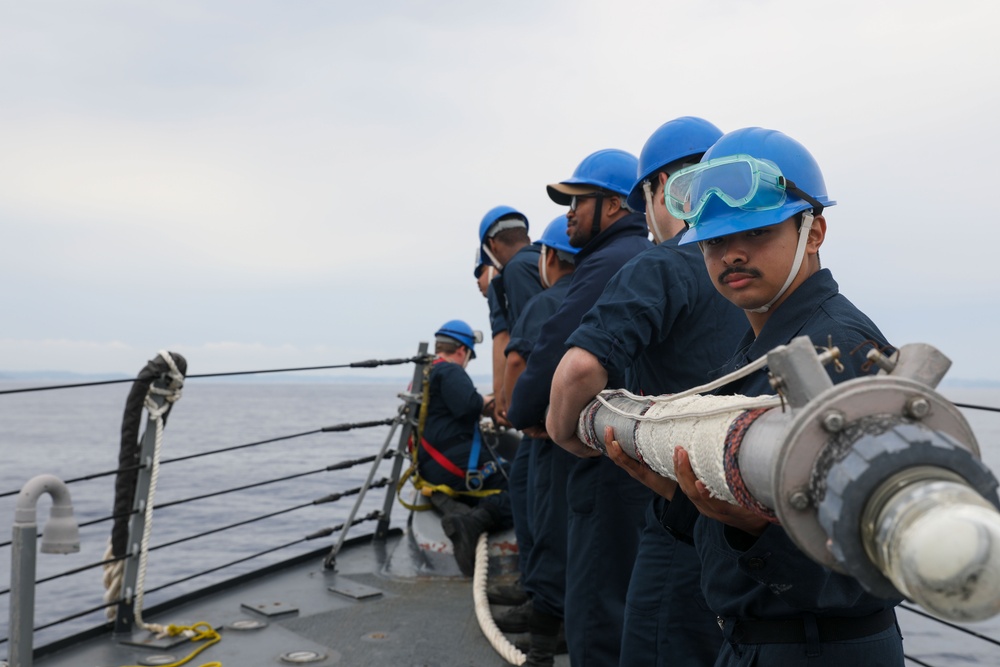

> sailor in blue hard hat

[
  {"left": 508, "top": 147, "right": 652, "bottom": 667},
  {"left": 655, "top": 128, "right": 903, "bottom": 666},
  {"left": 475, "top": 205, "right": 543, "bottom": 416},
  {"left": 547, "top": 117, "right": 743, "bottom": 666},
  {"left": 434, "top": 319, "right": 482, "bottom": 363},
  {"left": 546, "top": 148, "right": 639, "bottom": 248},
  {"left": 420, "top": 319, "right": 514, "bottom": 577},
  {"left": 499, "top": 215, "right": 580, "bottom": 662},
  {"left": 671, "top": 127, "right": 836, "bottom": 320},
  {"left": 474, "top": 206, "right": 544, "bottom": 629}
]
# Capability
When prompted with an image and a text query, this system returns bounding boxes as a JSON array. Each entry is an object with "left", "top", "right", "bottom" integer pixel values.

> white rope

[
  {"left": 595, "top": 391, "right": 780, "bottom": 422},
  {"left": 102, "top": 351, "right": 184, "bottom": 636},
  {"left": 609, "top": 352, "right": 773, "bottom": 407},
  {"left": 101, "top": 541, "right": 123, "bottom": 618},
  {"left": 473, "top": 533, "right": 526, "bottom": 665},
  {"left": 596, "top": 339, "right": 844, "bottom": 423}
]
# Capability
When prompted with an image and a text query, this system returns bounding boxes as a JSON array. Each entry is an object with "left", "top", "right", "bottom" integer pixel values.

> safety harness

[{"left": 398, "top": 359, "right": 503, "bottom": 511}]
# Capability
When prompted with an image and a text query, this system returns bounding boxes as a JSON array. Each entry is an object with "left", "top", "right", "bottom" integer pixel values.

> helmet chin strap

[
  {"left": 590, "top": 195, "right": 604, "bottom": 243},
  {"left": 539, "top": 246, "right": 552, "bottom": 288},
  {"left": 749, "top": 213, "right": 814, "bottom": 314},
  {"left": 642, "top": 180, "right": 666, "bottom": 244},
  {"left": 482, "top": 245, "right": 504, "bottom": 271}
]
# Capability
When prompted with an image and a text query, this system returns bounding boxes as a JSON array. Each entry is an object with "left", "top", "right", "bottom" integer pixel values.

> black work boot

[
  {"left": 494, "top": 599, "right": 532, "bottom": 633},
  {"left": 515, "top": 624, "right": 567, "bottom": 655},
  {"left": 441, "top": 505, "right": 496, "bottom": 576},
  {"left": 522, "top": 608, "right": 563, "bottom": 667},
  {"left": 487, "top": 578, "right": 529, "bottom": 606}
]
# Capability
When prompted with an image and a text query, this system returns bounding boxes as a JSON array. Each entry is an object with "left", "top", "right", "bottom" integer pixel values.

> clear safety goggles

[{"left": 665, "top": 154, "right": 813, "bottom": 226}]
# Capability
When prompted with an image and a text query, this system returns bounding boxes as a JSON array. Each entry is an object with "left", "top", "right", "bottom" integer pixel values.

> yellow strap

[
  {"left": 396, "top": 461, "right": 501, "bottom": 512},
  {"left": 118, "top": 621, "right": 221, "bottom": 667}
]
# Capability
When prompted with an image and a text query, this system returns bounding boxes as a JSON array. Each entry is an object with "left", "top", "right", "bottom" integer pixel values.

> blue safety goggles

[{"left": 666, "top": 154, "right": 822, "bottom": 227}]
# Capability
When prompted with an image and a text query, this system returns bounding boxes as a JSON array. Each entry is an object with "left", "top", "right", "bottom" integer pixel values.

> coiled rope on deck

[
  {"left": 117, "top": 621, "right": 221, "bottom": 667},
  {"left": 103, "top": 350, "right": 185, "bottom": 635}
]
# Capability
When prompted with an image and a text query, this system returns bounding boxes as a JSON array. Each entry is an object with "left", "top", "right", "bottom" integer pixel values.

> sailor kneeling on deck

[{"left": 417, "top": 319, "right": 513, "bottom": 575}]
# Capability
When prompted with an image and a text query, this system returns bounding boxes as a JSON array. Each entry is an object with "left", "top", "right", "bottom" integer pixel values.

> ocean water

[
  {"left": 0, "top": 380, "right": 999, "bottom": 664},
  {"left": 0, "top": 380, "right": 409, "bottom": 649}
]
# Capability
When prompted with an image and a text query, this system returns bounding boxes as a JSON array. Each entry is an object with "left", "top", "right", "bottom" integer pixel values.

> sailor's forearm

[
  {"left": 547, "top": 347, "right": 609, "bottom": 455},
  {"left": 503, "top": 351, "right": 526, "bottom": 410},
  {"left": 491, "top": 332, "right": 509, "bottom": 405}
]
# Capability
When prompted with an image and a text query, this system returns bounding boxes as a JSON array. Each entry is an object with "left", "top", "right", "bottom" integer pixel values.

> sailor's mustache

[{"left": 718, "top": 266, "right": 763, "bottom": 282}]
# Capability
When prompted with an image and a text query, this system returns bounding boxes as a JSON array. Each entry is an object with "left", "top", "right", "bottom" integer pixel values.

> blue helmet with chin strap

[
  {"left": 478, "top": 205, "right": 528, "bottom": 266},
  {"left": 478, "top": 205, "right": 528, "bottom": 243},
  {"left": 547, "top": 149, "right": 639, "bottom": 205},
  {"left": 534, "top": 215, "right": 578, "bottom": 256},
  {"left": 627, "top": 117, "right": 724, "bottom": 212},
  {"left": 435, "top": 319, "right": 482, "bottom": 358},
  {"left": 677, "top": 127, "right": 836, "bottom": 246}
]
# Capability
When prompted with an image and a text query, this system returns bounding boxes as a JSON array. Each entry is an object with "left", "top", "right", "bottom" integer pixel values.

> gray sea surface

[
  {"left": 0, "top": 381, "right": 999, "bottom": 665},
  {"left": 0, "top": 380, "right": 410, "bottom": 650}
]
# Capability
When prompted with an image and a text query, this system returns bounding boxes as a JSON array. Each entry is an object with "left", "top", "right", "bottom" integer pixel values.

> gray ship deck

[{"left": 32, "top": 527, "right": 568, "bottom": 667}]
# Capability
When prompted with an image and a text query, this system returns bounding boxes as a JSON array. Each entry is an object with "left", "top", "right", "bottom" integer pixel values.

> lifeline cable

[{"left": 0, "top": 354, "right": 431, "bottom": 395}]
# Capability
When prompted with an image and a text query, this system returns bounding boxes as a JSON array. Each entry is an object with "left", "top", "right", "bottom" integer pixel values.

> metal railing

[{"left": 0, "top": 347, "right": 430, "bottom": 657}]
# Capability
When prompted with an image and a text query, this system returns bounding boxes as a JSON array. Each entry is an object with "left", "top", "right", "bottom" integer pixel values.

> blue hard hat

[
  {"left": 478, "top": 205, "right": 529, "bottom": 265},
  {"left": 478, "top": 205, "right": 529, "bottom": 243},
  {"left": 533, "top": 215, "right": 579, "bottom": 256},
  {"left": 626, "top": 117, "right": 724, "bottom": 212},
  {"left": 678, "top": 127, "right": 836, "bottom": 246},
  {"left": 435, "top": 319, "right": 483, "bottom": 358},
  {"left": 547, "top": 149, "right": 639, "bottom": 205}
]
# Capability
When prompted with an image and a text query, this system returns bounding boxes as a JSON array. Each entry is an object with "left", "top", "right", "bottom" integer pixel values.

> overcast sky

[{"left": 1, "top": 0, "right": 998, "bottom": 383}]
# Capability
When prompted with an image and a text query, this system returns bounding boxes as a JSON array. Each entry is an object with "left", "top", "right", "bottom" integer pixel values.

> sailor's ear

[{"left": 807, "top": 214, "right": 826, "bottom": 253}]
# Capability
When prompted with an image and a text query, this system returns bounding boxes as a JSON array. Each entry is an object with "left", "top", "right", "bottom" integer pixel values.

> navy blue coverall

[
  {"left": 487, "top": 281, "right": 507, "bottom": 339},
  {"left": 509, "top": 211, "right": 652, "bottom": 666},
  {"left": 567, "top": 231, "right": 746, "bottom": 665},
  {"left": 505, "top": 273, "right": 575, "bottom": 618},
  {"left": 661, "top": 269, "right": 903, "bottom": 667},
  {"left": 420, "top": 359, "right": 511, "bottom": 522},
  {"left": 487, "top": 244, "right": 543, "bottom": 337},
  {"left": 491, "top": 243, "right": 544, "bottom": 579}
]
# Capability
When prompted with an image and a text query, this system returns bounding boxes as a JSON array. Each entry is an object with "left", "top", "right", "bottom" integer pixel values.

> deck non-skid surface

[
  {"left": 32, "top": 534, "right": 568, "bottom": 667},
  {"left": 283, "top": 573, "right": 523, "bottom": 665}
]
